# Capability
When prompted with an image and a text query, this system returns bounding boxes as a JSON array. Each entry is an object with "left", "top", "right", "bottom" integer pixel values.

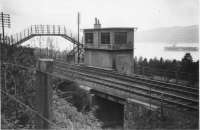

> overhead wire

[
  {"left": 1, "top": 88, "right": 59, "bottom": 128},
  {"left": 1, "top": 61, "right": 65, "bottom": 129}
]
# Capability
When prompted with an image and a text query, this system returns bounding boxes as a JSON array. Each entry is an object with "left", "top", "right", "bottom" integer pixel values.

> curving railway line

[{"left": 53, "top": 59, "right": 199, "bottom": 111}]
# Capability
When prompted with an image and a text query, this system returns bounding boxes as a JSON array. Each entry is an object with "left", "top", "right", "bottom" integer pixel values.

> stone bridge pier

[
  {"left": 88, "top": 90, "right": 159, "bottom": 129},
  {"left": 57, "top": 81, "right": 159, "bottom": 129},
  {"left": 89, "top": 94, "right": 124, "bottom": 128}
]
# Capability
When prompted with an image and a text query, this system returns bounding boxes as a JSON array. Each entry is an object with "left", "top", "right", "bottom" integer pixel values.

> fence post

[
  {"left": 31, "top": 26, "right": 33, "bottom": 34},
  {"left": 35, "top": 25, "right": 37, "bottom": 34},
  {"left": 53, "top": 25, "right": 55, "bottom": 34},
  {"left": 175, "top": 71, "right": 178, "bottom": 83},
  {"left": 58, "top": 25, "right": 60, "bottom": 34},
  {"left": 142, "top": 66, "right": 144, "bottom": 77},
  {"left": 160, "top": 93, "right": 165, "bottom": 121},
  {"left": 35, "top": 59, "right": 53, "bottom": 129},
  {"left": 64, "top": 26, "right": 66, "bottom": 34},
  {"left": 47, "top": 25, "right": 49, "bottom": 34}
]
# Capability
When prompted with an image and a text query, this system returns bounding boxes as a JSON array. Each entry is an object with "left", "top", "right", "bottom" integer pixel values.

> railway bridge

[
  {"left": 3, "top": 24, "right": 199, "bottom": 129},
  {"left": 51, "top": 59, "right": 198, "bottom": 128}
]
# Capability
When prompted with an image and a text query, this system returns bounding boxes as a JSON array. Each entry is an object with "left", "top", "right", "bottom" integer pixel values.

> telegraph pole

[
  {"left": 0, "top": 12, "right": 10, "bottom": 62},
  {"left": 1, "top": 12, "right": 5, "bottom": 44},
  {"left": 77, "top": 12, "right": 80, "bottom": 64},
  {"left": 0, "top": 12, "right": 11, "bottom": 44}
]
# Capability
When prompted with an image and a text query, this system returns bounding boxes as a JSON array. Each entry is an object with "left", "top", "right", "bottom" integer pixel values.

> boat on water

[{"left": 164, "top": 44, "right": 199, "bottom": 52}]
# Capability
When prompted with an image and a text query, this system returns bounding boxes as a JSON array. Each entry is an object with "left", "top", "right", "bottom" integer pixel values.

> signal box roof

[{"left": 83, "top": 27, "right": 137, "bottom": 31}]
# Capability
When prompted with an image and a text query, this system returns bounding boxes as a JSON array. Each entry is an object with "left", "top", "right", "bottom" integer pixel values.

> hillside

[
  {"left": 135, "top": 25, "right": 199, "bottom": 43},
  {"left": 1, "top": 43, "right": 101, "bottom": 129}
]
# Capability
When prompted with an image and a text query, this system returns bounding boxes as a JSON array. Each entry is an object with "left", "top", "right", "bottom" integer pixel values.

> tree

[
  {"left": 182, "top": 53, "right": 193, "bottom": 63},
  {"left": 181, "top": 53, "right": 193, "bottom": 73}
]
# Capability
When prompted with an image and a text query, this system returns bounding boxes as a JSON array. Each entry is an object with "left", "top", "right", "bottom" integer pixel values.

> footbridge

[
  {"left": 3, "top": 25, "right": 83, "bottom": 47},
  {"left": 2, "top": 25, "right": 84, "bottom": 59}
]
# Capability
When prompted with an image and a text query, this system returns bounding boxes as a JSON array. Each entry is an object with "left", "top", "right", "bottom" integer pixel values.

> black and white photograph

[{"left": 0, "top": 0, "right": 199, "bottom": 129}]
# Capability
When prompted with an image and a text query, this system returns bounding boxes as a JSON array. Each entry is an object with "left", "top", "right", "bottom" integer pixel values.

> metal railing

[
  {"left": 84, "top": 43, "right": 133, "bottom": 50},
  {"left": 1, "top": 25, "right": 82, "bottom": 46}
]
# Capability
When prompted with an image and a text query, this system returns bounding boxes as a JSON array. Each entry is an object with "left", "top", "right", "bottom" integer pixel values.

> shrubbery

[
  {"left": 1, "top": 43, "right": 101, "bottom": 129},
  {"left": 134, "top": 53, "right": 199, "bottom": 85}
]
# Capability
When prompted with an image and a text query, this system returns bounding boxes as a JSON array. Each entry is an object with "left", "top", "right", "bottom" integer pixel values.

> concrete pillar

[
  {"left": 88, "top": 93, "right": 95, "bottom": 110},
  {"left": 35, "top": 59, "right": 53, "bottom": 129},
  {"left": 93, "top": 31, "right": 99, "bottom": 46},
  {"left": 110, "top": 31, "right": 115, "bottom": 46}
]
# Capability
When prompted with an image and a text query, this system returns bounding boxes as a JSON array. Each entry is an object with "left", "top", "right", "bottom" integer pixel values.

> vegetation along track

[{"left": 54, "top": 59, "right": 199, "bottom": 111}]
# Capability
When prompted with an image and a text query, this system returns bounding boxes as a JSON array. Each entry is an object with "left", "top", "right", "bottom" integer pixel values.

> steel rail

[
  {"left": 78, "top": 64, "right": 198, "bottom": 93},
  {"left": 53, "top": 67, "right": 198, "bottom": 111},
  {"left": 75, "top": 65, "right": 198, "bottom": 97},
  {"left": 54, "top": 60, "right": 198, "bottom": 97},
  {"left": 53, "top": 64, "right": 198, "bottom": 111},
  {"left": 54, "top": 65, "right": 198, "bottom": 103}
]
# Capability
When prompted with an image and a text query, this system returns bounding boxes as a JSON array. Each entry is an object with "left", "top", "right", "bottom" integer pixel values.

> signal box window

[
  {"left": 115, "top": 32, "right": 127, "bottom": 44},
  {"left": 101, "top": 32, "right": 110, "bottom": 44},
  {"left": 85, "top": 33, "right": 93, "bottom": 44}
]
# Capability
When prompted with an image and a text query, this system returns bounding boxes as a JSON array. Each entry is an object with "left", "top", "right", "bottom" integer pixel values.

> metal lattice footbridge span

[{"left": 4, "top": 25, "right": 83, "bottom": 47}]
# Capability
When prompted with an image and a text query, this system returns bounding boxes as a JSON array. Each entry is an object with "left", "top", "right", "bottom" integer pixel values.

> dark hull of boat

[{"left": 164, "top": 47, "right": 198, "bottom": 51}]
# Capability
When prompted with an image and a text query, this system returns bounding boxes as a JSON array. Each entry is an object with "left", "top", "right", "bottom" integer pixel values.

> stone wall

[
  {"left": 124, "top": 98, "right": 159, "bottom": 130},
  {"left": 84, "top": 50, "right": 113, "bottom": 69},
  {"left": 84, "top": 49, "right": 134, "bottom": 74}
]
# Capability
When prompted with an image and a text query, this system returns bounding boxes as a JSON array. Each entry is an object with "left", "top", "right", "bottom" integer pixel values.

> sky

[
  {"left": 0, "top": 0, "right": 199, "bottom": 52},
  {"left": 0, "top": 0, "right": 199, "bottom": 33}
]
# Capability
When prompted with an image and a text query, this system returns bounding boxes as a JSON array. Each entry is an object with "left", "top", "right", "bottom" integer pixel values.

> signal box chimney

[{"left": 94, "top": 17, "right": 101, "bottom": 29}]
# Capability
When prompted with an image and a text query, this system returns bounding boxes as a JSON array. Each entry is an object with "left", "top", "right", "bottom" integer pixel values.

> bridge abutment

[
  {"left": 89, "top": 89, "right": 161, "bottom": 129},
  {"left": 124, "top": 98, "right": 159, "bottom": 129},
  {"left": 57, "top": 81, "right": 162, "bottom": 129},
  {"left": 89, "top": 94, "right": 124, "bottom": 128}
]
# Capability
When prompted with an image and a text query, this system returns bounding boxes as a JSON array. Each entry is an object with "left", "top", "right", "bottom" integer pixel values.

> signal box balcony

[{"left": 84, "top": 43, "right": 133, "bottom": 50}]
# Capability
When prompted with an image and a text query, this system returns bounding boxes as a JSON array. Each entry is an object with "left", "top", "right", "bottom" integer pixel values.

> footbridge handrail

[{"left": 2, "top": 25, "right": 83, "bottom": 46}]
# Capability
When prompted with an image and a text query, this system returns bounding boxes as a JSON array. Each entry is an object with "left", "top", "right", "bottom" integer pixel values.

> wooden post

[
  {"left": 64, "top": 27, "right": 66, "bottom": 34},
  {"left": 47, "top": 25, "right": 49, "bottom": 34},
  {"left": 53, "top": 25, "right": 55, "bottom": 34},
  {"left": 28, "top": 28, "right": 30, "bottom": 36},
  {"left": 31, "top": 26, "right": 33, "bottom": 34},
  {"left": 35, "top": 25, "right": 37, "bottom": 34},
  {"left": 58, "top": 25, "right": 60, "bottom": 34},
  {"left": 160, "top": 93, "right": 165, "bottom": 120},
  {"left": 20, "top": 32, "right": 22, "bottom": 40},
  {"left": 175, "top": 71, "right": 178, "bottom": 83},
  {"left": 142, "top": 66, "right": 144, "bottom": 77},
  {"left": 16, "top": 34, "right": 18, "bottom": 42},
  {"left": 41, "top": 25, "right": 43, "bottom": 34},
  {"left": 35, "top": 59, "right": 53, "bottom": 129}
]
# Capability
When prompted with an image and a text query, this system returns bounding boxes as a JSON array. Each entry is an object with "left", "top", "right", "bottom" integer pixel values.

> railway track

[
  {"left": 53, "top": 59, "right": 199, "bottom": 111},
  {"left": 77, "top": 65, "right": 198, "bottom": 95},
  {"left": 75, "top": 66, "right": 198, "bottom": 98}
]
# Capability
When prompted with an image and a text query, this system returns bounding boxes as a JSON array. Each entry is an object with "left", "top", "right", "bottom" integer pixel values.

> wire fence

[
  {"left": 134, "top": 65, "right": 198, "bottom": 85},
  {"left": 1, "top": 61, "right": 61, "bottom": 129}
]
